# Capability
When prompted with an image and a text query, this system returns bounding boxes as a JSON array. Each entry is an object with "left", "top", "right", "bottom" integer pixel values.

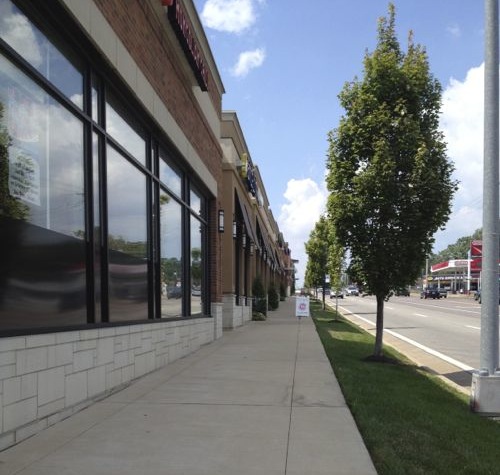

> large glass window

[
  {"left": 0, "top": 53, "right": 86, "bottom": 329},
  {"left": 159, "top": 152, "right": 182, "bottom": 197},
  {"left": 92, "top": 132, "right": 102, "bottom": 322},
  {"left": 160, "top": 191, "right": 182, "bottom": 318},
  {"left": 190, "top": 215, "right": 204, "bottom": 315},
  {"left": 106, "top": 94, "right": 146, "bottom": 166},
  {"left": 190, "top": 188, "right": 202, "bottom": 216},
  {"left": 0, "top": 1, "right": 212, "bottom": 332},
  {"left": 107, "top": 146, "right": 148, "bottom": 321},
  {"left": 0, "top": 0, "right": 83, "bottom": 108}
]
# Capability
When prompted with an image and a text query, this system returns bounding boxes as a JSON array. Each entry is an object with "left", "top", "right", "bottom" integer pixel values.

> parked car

[
  {"left": 345, "top": 285, "right": 359, "bottom": 296},
  {"left": 477, "top": 290, "right": 500, "bottom": 304},
  {"left": 394, "top": 287, "right": 410, "bottom": 296},
  {"left": 438, "top": 288, "right": 448, "bottom": 298},
  {"left": 167, "top": 286, "right": 182, "bottom": 299},
  {"left": 420, "top": 288, "right": 441, "bottom": 299},
  {"left": 330, "top": 289, "right": 344, "bottom": 299}
]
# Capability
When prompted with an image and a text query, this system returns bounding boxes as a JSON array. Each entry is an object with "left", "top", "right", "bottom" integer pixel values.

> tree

[
  {"left": 0, "top": 102, "right": 29, "bottom": 220},
  {"left": 326, "top": 3, "right": 457, "bottom": 359},
  {"left": 305, "top": 215, "right": 345, "bottom": 310},
  {"left": 305, "top": 216, "right": 330, "bottom": 308}
]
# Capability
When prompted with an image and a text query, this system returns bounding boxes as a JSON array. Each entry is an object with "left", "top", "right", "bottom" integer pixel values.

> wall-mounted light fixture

[
  {"left": 233, "top": 220, "right": 237, "bottom": 239},
  {"left": 242, "top": 230, "right": 247, "bottom": 248},
  {"left": 218, "top": 210, "right": 225, "bottom": 233},
  {"left": 250, "top": 241, "right": 255, "bottom": 256}
]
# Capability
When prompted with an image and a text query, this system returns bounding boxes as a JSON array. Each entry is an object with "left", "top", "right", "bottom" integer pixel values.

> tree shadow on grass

[{"left": 363, "top": 354, "right": 401, "bottom": 365}]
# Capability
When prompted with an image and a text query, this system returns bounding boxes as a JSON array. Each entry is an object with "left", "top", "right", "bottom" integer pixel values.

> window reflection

[
  {"left": 190, "top": 215, "right": 203, "bottom": 315},
  {"left": 92, "top": 133, "right": 102, "bottom": 322},
  {"left": 160, "top": 191, "right": 183, "bottom": 317},
  {"left": 0, "top": 54, "right": 84, "bottom": 237},
  {"left": 107, "top": 146, "right": 148, "bottom": 321},
  {"left": 0, "top": 0, "right": 83, "bottom": 108},
  {"left": 0, "top": 53, "right": 86, "bottom": 329},
  {"left": 159, "top": 152, "right": 182, "bottom": 197},
  {"left": 190, "top": 188, "right": 202, "bottom": 216},
  {"left": 106, "top": 95, "right": 146, "bottom": 165},
  {"left": 91, "top": 74, "right": 100, "bottom": 124}
]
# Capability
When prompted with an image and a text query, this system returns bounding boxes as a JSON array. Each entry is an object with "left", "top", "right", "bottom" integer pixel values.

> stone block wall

[{"left": 0, "top": 318, "right": 214, "bottom": 450}]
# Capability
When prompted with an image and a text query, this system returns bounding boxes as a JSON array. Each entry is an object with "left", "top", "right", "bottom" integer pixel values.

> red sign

[
  {"left": 167, "top": 0, "right": 209, "bottom": 91},
  {"left": 471, "top": 240, "right": 482, "bottom": 258}
]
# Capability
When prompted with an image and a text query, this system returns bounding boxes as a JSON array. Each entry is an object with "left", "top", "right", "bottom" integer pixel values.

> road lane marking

[
  {"left": 414, "top": 313, "right": 429, "bottom": 318},
  {"left": 466, "top": 325, "right": 480, "bottom": 330},
  {"left": 341, "top": 309, "right": 474, "bottom": 372}
]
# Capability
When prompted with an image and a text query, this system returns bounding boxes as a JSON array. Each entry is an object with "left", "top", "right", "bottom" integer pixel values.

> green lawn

[{"left": 311, "top": 300, "right": 500, "bottom": 475}]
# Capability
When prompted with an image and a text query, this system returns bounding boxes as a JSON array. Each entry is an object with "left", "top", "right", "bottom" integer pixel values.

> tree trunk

[{"left": 374, "top": 294, "right": 385, "bottom": 358}]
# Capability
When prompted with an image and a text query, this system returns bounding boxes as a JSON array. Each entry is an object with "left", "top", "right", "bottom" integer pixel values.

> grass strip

[{"left": 311, "top": 299, "right": 500, "bottom": 475}]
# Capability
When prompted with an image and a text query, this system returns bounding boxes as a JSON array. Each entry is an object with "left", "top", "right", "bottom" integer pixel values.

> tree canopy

[
  {"left": 325, "top": 3, "right": 457, "bottom": 357},
  {"left": 305, "top": 215, "right": 344, "bottom": 308}
]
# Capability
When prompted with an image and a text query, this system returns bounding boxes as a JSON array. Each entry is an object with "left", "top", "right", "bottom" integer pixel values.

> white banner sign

[{"left": 295, "top": 296, "right": 310, "bottom": 317}]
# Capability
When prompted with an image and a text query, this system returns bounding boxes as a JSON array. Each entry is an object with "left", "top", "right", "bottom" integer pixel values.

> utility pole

[{"left": 471, "top": 0, "right": 500, "bottom": 414}]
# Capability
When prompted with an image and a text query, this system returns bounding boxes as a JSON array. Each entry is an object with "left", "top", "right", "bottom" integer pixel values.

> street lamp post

[{"left": 470, "top": 0, "right": 500, "bottom": 415}]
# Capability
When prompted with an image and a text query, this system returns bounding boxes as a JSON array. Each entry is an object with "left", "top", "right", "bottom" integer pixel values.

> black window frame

[{"left": 0, "top": 0, "right": 212, "bottom": 337}]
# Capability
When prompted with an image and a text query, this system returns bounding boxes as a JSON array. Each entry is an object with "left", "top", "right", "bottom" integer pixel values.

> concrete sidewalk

[{"left": 0, "top": 297, "right": 376, "bottom": 475}]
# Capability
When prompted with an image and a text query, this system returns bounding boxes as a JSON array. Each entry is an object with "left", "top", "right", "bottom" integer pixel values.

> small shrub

[
  {"left": 279, "top": 283, "right": 286, "bottom": 301},
  {"left": 252, "top": 311, "right": 266, "bottom": 321},
  {"left": 252, "top": 275, "right": 267, "bottom": 315},
  {"left": 268, "top": 283, "right": 279, "bottom": 310}
]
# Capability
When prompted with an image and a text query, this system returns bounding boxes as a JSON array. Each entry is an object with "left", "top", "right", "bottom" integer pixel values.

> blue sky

[{"left": 193, "top": 0, "right": 487, "bottom": 285}]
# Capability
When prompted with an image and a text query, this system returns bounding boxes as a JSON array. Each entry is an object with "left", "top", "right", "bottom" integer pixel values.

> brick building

[{"left": 0, "top": 0, "right": 294, "bottom": 448}]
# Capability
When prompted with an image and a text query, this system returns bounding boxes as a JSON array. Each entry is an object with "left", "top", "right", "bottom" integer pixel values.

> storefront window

[
  {"left": 92, "top": 132, "right": 102, "bottom": 322},
  {"left": 91, "top": 74, "right": 100, "bottom": 124},
  {"left": 106, "top": 94, "right": 146, "bottom": 166},
  {"left": 0, "top": 53, "right": 86, "bottom": 329},
  {"left": 0, "top": 0, "right": 83, "bottom": 109},
  {"left": 160, "top": 191, "right": 183, "bottom": 318},
  {"left": 190, "top": 188, "right": 202, "bottom": 216},
  {"left": 0, "top": 2, "right": 212, "bottom": 331},
  {"left": 107, "top": 146, "right": 148, "bottom": 321},
  {"left": 159, "top": 152, "right": 182, "bottom": 198},
  {"left": 190, "top": 214, "right": 203, "bottom": 315}
]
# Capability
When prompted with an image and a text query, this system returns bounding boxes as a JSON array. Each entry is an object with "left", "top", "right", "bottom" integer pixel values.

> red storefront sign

[{"left": 470, "top": 240, "right": 482, "bottom": 258}]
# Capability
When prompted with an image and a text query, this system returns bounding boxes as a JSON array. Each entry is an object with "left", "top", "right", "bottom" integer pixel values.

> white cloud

[
  {"left": 231, "top": 48, "right": 265, "bottom": 77},
  {"left": 200, "top": 0, "right": 256, "bottom": 34},
  {"left": 278, "top": 178, "right": 327, "bottom": 287},
  {"left": 0, "top": 5, "right": 42, "bottom": 67},
  {"left": 436, "top": 64, "right": 484, "bottom": 252},
  {"left": 446, "top": 23, "right": 461, "bottom": 38}
]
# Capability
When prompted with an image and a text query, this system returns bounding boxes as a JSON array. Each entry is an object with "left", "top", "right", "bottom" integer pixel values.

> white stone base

[
  {"left": 222, "top": 294, "right": 252, "bottom": 329},
  {"left": 0, "top": 317, "right": 215, "bottom": 450},
  {"left": 470, "top": 373, "right": 500, "bottom": 415}
]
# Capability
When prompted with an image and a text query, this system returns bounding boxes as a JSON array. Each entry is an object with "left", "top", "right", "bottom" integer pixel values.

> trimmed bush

[
  {"left": 279, "top": 283, "right": 286, "bottom": 301},
  {"left": 252, "top": 275, "right": 267, "bottom": 315},
  {"left": 268, "top": 282, "right": 279, "bottom": 310}
]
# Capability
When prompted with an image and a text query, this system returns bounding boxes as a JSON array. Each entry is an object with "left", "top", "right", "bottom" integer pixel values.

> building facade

[
  {"left": 220, "top": 112, "right": 294, "bottom": 328},
  {"left": 0, "top": 0, "right": 294, "bottom": 448}
]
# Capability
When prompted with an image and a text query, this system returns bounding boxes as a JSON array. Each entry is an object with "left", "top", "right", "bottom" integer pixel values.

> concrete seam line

[{"left": 285, "top": 318, "right": 301, "bottom": 474}]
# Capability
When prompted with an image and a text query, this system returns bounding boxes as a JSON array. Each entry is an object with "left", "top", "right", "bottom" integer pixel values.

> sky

[{"left": 193, "top": 0, "right": 487, "bottom": 286}]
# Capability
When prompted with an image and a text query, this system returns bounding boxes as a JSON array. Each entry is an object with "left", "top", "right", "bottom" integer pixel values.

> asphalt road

[{"left": 324, "top": 293, "right": 495, "bottom": 391}]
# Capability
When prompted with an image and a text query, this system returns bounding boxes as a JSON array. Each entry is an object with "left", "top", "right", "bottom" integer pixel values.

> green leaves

[{"left": 325, "top": 3, "right": 457, "bottom": 299}]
